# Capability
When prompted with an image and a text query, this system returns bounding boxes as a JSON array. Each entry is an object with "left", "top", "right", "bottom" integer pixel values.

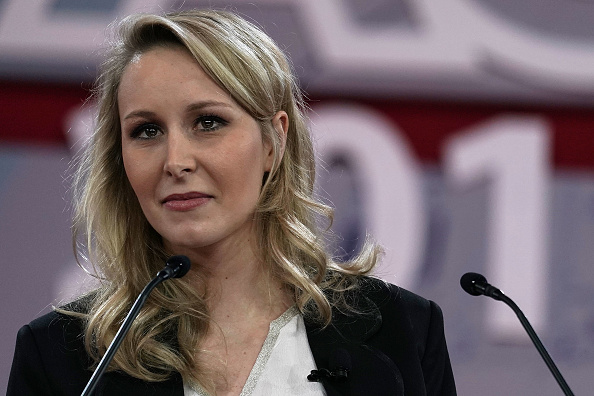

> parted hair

[{"left": 68, "top": 8, "right": 381, "bottom": 390}]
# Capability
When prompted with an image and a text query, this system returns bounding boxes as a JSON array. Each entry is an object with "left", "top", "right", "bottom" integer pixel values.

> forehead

[{"left": 117, "top": 46, "right": 234, "bottom": 112}]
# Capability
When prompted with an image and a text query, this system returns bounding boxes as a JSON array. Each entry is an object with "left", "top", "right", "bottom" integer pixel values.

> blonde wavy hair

[{"left": 68, "top": 8, "right": 381, "bottom": 389}]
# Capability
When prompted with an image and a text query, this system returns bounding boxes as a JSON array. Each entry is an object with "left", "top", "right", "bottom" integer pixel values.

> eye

[
  {"left": 130, "top": 123, "right": 162, "bottom": 140},
  {"left": 195, "top": 115, "right": 228, "bottom": 132}
]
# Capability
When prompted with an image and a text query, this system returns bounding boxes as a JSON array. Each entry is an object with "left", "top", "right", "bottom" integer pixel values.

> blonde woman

[{"left": 8, "top": 9, "right": 456, "bottom": 396}]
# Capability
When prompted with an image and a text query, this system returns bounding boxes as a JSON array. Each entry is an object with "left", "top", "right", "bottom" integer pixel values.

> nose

[{"left": 163, "top": 131, "right": 195, "bottom": 178}]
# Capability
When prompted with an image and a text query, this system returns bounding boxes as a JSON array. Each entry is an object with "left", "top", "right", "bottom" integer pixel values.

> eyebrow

[{"left": 122, "top": 100, "right": 234, "bottom": 121}]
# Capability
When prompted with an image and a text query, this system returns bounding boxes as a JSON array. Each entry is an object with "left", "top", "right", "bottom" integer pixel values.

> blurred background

[{"left": 1, "top": 0, "right": 593, "bottom": 394}]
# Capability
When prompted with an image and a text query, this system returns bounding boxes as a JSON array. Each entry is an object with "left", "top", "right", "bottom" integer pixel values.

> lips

[{"left": 162, "top": 192, "right": 212, "bottom": 211}]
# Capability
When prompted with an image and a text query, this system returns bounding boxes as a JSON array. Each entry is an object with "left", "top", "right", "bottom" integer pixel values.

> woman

[{"left": 8, "top": 9, "right": 456, "bottom": 396}]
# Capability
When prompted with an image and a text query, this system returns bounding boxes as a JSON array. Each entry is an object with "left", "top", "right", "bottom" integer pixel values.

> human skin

[{"left": 119, "top": 46, "right": 286, "bottom": 265}]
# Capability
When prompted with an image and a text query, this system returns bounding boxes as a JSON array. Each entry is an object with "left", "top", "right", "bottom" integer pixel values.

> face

[{"left": 118, "top": 46, "right": 285, "bottom": 258}]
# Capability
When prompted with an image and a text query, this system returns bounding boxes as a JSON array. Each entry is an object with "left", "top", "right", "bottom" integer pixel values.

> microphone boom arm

[
  {"left": 460, "top": 272, "right": 574, "bottom": 396},
  {"left": 498, "top": 293, "right": 574, "bottom": 396},
  {"left": 81, "top": 255, "right": 191, "bottom": 396},
  {"left": 81, "top": 275, "right": 164, "bottom": 396}
]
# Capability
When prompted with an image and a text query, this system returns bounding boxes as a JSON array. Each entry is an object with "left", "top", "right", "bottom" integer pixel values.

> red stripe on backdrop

[
  {"left": 0, "top": 80, "right": 593, "bottom": 170},
  {"left": 0, "top": 80, "right": 90, "bottom": 146},
  {"left": 336, "top": 98, "right": 594, "bottom": 171}
]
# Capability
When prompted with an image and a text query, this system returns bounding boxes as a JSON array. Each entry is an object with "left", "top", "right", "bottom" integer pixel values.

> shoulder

[
  {"left": 320, "top": 276, "right": 443, "bottom": 344},
  {"left": 356, "top": 277, "right": 456, "bottom": 395},
  {"left": 15, "top": 294, "right": 93, "bottom": 368},
  {"left": 308, "top": 276, "right": 456, "bottom": 395},
  {"left": 8, "top": 296, "right": 94, "bottom": 396},
  {"left": 25, "top": 292, "right": 93, "bottom": 341},
  {"left": 352, "top": 277, "right": 447, "bottom": 356},
  {"left": 15, "top": 292, "right": 96, "bottom": 366},
  {"left": 24, "top": 308, "right": 85, "bottom": 344},
  {"left": 357, "top": 276, "right": 438, "bottom": 321}
]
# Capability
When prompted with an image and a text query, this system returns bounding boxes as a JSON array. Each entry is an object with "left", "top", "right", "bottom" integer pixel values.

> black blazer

[{"left": 8, "top": 279, "right": 456, "bottom": 395}]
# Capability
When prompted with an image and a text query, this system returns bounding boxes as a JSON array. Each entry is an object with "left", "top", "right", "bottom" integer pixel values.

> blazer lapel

[
  {"left": 96, "top": 372, "right": 184, "bottom": 396},
  {"left": 304, "top": 294, "right": 405, "bottom": 396}
]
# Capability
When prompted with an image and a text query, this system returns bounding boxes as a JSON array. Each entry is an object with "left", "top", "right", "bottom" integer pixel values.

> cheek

[
  {"left": 213, "top": 151, "right": 264, "bottom": 207},
  {"left": 122, "top": 150, "right": 136, "bottom": 188},
  {"left": 122, "top": 150, "right": 153, "bottom": 202},
  {"left": 232, "top": 144, "right": 269, "bottom": 186}
]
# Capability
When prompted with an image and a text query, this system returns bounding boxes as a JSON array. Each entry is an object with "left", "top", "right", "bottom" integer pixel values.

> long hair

[{"left": 68, "top": 9, "right": 381, "bottom": 389}]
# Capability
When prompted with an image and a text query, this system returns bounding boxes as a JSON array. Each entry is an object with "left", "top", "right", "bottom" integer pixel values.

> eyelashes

[
  {"left": 130, "top": 123, "right": 161, "bottom": 139},
  {"left": 194, "top": 115, "right": 228, "bottom": 132},
  {"left": 128, "top": 115, "right": 229, "bottom": 140}
]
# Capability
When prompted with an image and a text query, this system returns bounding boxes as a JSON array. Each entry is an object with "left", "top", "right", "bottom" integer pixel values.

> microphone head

[
  {"left": 460, "top": 272, "right": 487, "bottom": 296},
  {"left": 166, "top": 255, "right": 191, "bottom": 278}
]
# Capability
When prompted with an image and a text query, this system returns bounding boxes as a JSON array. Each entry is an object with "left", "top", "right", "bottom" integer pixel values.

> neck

[{"left": 179, "top": 240, "right": 292, "bottom": 323}]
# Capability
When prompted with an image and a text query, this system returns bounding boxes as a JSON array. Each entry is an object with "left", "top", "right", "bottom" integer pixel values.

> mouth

[
  {"left": 162, "top": 192, "right": 212, "bottom": 203},
  {"left": 162, "top": 192, "right": 213, "bottom": 211}
]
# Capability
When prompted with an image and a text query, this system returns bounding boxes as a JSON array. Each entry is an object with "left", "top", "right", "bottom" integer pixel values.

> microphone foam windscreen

[
  {"left": 166, "top": 255, "right": 191, "bottom": 278},
  {"left": 460, "top": 272, "right": 486, "bottom": 296}
]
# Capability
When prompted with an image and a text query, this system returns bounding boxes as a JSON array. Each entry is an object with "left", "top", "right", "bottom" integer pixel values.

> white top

[{"left": 184, "top": 307, "right": 327, "bottom": 396}]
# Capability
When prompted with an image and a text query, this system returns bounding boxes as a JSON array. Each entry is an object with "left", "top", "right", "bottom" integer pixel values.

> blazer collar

[
  {"left": 304, "top": 288, "right": 405, "bottom": 396},
  {"left": 304, "top": 290, "right": 382, "bottom": 342},
  {"left": 94, "top": 282, "right": 402, "bottom": 396}
]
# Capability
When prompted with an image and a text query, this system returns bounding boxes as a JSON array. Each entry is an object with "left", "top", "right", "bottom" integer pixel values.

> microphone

[
  {"left": 308, "top": 348, "right": 351, "bottom": 383},
  {"left": 157, "top": 254, "right": 191, "bottom": 280},
  {"left": 81, "top": 255, "right": 191, "bottom": 396},
  {"left": 460, "top": 272, "right": 574, "bottom": 396},
  {"left": 460, "top": 272, "right": 504, "bottom": 300}
]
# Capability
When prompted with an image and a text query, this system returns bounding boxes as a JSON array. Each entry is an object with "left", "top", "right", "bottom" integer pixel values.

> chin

[{"left": 163, "top": 234, "right": 210, "bottom": 250}]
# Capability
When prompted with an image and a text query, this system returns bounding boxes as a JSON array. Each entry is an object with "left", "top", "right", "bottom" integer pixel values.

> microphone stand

[
  {"left": 497, "top": 293, "right": 574, "bottom": 396},
  {"left": 461, "top": 273, "right": 574, "bottom": 396},
  {"left": 81, "top": 256, "right": 190, "bottom": 396}
]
